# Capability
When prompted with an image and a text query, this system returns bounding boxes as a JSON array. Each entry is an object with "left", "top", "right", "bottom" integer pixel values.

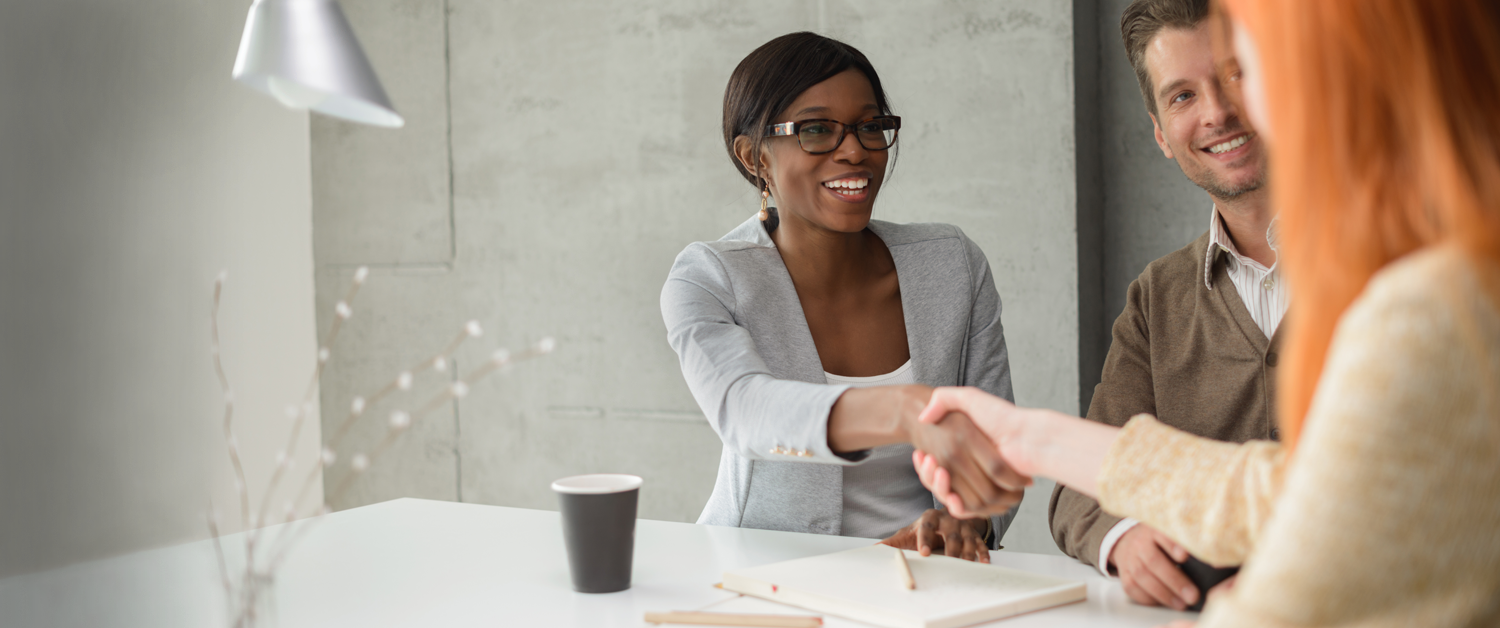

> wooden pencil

[
  {"left": 643, "top": 610, "right": 822, "bottom": 627},
  {"left": 894, "top": 547, "right": 917, "bottom": 590}
]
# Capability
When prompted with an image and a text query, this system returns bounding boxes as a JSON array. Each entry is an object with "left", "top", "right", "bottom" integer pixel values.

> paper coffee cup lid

[{"left": 551, "top": 474, "right": 643, "bottom": 494}]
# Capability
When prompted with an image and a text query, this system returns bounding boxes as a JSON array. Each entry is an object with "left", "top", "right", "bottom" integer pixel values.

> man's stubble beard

[
  {"left": 1199, "top": 167, "right": 1264, "bottom": 200},
  {"left": 1178, "top": 151, "right": 1266, "bottom": 200}
]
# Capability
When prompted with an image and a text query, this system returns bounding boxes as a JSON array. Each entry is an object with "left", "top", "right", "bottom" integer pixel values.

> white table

[{"left": 0, "top": 498, "right": 1194, "bottom": 627}]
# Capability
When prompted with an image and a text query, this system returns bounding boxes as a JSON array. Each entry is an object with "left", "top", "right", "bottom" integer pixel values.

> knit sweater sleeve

[{"left": 1097, "top": 415, "right": 1284, "bottom": 567}]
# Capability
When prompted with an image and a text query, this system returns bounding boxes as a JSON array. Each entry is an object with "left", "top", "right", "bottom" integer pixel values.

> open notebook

[{"left": 721, "top": 545, "right": 1086, "bottom": 628}]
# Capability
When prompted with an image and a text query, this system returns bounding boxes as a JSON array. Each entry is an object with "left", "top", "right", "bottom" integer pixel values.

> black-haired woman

[{"left": 661, "top": 32, "right": 1024, "bottom": 561}]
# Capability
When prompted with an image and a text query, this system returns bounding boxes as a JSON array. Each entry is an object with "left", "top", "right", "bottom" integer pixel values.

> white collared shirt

[
  {"left": 1202, "top": 206, "right": 1290, "bottom": 339},
  {"left": 1096, "top": 206, "right": 1290, "bottom": 577}
]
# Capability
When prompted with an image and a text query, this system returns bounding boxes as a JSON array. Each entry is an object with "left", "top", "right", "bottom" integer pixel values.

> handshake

[
  {"left": 850, "top": 383, "right": 1114, "bottom": 561},
  {"left": 894, "top": 385, "right": 1059, "bottom": 519}
]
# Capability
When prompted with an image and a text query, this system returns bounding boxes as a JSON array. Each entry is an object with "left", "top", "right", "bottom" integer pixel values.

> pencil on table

[
  {"left": 894, "top": 547, "right": 916, "bottom": 590},
  {"left": 643, "top": 610, "right": 822, "bottom": 627}
]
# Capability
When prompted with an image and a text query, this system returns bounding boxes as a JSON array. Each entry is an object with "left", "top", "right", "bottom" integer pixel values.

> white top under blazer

[{"left": 825, "top": 361, "right": 934, "bottom": 539}]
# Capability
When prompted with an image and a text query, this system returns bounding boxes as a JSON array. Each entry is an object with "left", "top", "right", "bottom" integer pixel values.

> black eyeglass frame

[{"left": 763, "top": 115, "right": 901, "bottom": 155}]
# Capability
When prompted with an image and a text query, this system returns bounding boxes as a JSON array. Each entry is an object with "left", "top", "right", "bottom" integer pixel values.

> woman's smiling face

[{"left": 753, "top": 69, "right": 890, "bottom": 234}]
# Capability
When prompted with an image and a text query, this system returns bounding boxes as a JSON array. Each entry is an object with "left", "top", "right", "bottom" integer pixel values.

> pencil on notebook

[
  {"left": 894, "top": 547, "right": 917, "bottom": 590},
  {"left": 643, "top": 610, "right": 822, "bottom": 627}
]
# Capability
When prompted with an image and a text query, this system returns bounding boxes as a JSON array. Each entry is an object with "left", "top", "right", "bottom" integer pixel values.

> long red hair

[{"left": 1219, "top": 0, "right": 1500, "bottom": 450}]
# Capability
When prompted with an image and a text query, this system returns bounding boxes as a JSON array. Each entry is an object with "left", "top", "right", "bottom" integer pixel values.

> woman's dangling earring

[{"left": 758, "top": 185, "right": 770, "bottom": 222}]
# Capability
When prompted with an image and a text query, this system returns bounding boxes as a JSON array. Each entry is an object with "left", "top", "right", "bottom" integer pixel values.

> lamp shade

[{"left": 232, "top": 0, "right": 404, "bottom": 128}]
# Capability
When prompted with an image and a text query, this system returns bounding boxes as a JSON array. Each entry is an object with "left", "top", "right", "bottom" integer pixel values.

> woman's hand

[
  {"left": 917, "top": 387, "right": 1037, "bottom": 473},
  {"left": 909, "top": 387, "right": 1036, "bottom": 517},
  {"left": 914, "top": 450, "right": 987, "bottom": 518},
  {"left": 913, "top": 386, "right": 1120, "bottom": 515},
  {"left": 881, "top": 509, "right": 991, "bottom": 563},
  {"left": 902, "top": 406, "right": 1030, "bottom": 516},
  {"left": 829, "top": 385, "right": 1030, "bottom": 515}
]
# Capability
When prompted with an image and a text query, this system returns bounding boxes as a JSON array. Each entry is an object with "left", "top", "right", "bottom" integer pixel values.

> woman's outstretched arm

[{"left": 912, "top": 387, "right": 1283, "bottom": 569}]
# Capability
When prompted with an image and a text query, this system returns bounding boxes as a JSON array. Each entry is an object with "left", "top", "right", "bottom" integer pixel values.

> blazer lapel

[
  {"left": 722, "top": 213, "right": 834, "bottom": 385},
  {"left": 874, "top": 222, "right": 967, "bottom": 388}
]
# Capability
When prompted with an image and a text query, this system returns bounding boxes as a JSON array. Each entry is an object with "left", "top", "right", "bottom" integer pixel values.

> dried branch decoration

[{"left": 206, "top": 268, "right": 552, "bottom": 627}]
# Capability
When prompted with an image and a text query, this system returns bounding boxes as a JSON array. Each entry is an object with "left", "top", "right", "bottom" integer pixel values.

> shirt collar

[{"left": 1204, "top": 206, "right": 1280, "bottom": 290}]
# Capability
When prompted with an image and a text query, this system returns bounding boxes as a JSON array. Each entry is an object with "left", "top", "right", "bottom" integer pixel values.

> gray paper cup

[{"left": 552, "top": 474, "right": 642, "bottom": 593}]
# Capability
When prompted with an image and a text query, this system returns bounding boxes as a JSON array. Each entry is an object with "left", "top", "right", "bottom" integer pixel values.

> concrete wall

[
  {"left": 0, "top": 1, "right": 322, "bottom": 579},
  {"left": 313, "top": 0, "right": 1094, "bottom": 555}
]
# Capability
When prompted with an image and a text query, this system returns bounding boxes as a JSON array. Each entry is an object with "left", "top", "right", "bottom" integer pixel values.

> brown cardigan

[{"left": 1049, "top": 231, "right": 1283, "bottom": 569}]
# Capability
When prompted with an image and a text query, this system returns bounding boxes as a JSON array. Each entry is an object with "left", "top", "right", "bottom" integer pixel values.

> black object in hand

[{"left": 1178, "top": 556, "right": 1238, "bottom": 612}]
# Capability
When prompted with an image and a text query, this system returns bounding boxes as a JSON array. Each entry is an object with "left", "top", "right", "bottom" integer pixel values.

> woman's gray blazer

[{"left": 660, "top": 214, "right": 1018, "bottom": 543}]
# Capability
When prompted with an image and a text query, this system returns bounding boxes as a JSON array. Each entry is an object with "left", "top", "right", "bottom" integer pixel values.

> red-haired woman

[{"left": 911, "top": 1, "right": 1500, "bottom": 625}]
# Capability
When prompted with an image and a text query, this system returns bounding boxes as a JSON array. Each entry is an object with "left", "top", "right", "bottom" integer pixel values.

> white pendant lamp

[{"left": 232, "top": 0, "right": 404, "bottom": 128}]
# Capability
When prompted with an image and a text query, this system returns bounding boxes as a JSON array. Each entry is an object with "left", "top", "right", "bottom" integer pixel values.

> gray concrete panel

[
  {"left": 312, "top": 0, "right": 453, "bottom": 267},
  {"left": 312, "top": 265, "right": 496, "bottom": 510}
]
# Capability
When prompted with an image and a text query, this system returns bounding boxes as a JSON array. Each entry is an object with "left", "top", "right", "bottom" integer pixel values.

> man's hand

[
  {"left": 1111, "top": 525, "right": 1197, "bottom": 611},
  {"left": 881, "top": 509, "right": 990, "bottom": 563}
]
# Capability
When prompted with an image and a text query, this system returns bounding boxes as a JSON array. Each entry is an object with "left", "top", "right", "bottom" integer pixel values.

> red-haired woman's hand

[
  {"left": 911, "top": 387, "right": 1037, "bottom": 517},
  {"left": 913, "top": 449, "right": 986, "bottom": 518},
  {"left": 918, "top": 387, "right": 1037, "bottom": 471},
  {"left": 901, "top": 408, "right": 1028, "bottom": 516}
]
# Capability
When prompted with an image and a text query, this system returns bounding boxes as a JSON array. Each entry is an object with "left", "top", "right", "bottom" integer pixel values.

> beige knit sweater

[{"left": 1097, "top": 246, "right": 1500, "bottom": 627}]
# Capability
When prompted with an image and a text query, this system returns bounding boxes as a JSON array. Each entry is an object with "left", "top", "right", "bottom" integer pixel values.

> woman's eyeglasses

[{"left": 764, "top": 116, "right": 901, "bottom": 155}]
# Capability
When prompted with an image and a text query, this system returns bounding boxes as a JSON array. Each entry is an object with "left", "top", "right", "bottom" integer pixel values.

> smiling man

[{"left": 1047, "top": 0, "right": 1287, "bottom": 612}]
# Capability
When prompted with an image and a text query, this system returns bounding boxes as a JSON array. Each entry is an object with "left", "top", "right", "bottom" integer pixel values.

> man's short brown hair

[{"left": 1120, "top": 0, "right": 1211, "bottom": 117}]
